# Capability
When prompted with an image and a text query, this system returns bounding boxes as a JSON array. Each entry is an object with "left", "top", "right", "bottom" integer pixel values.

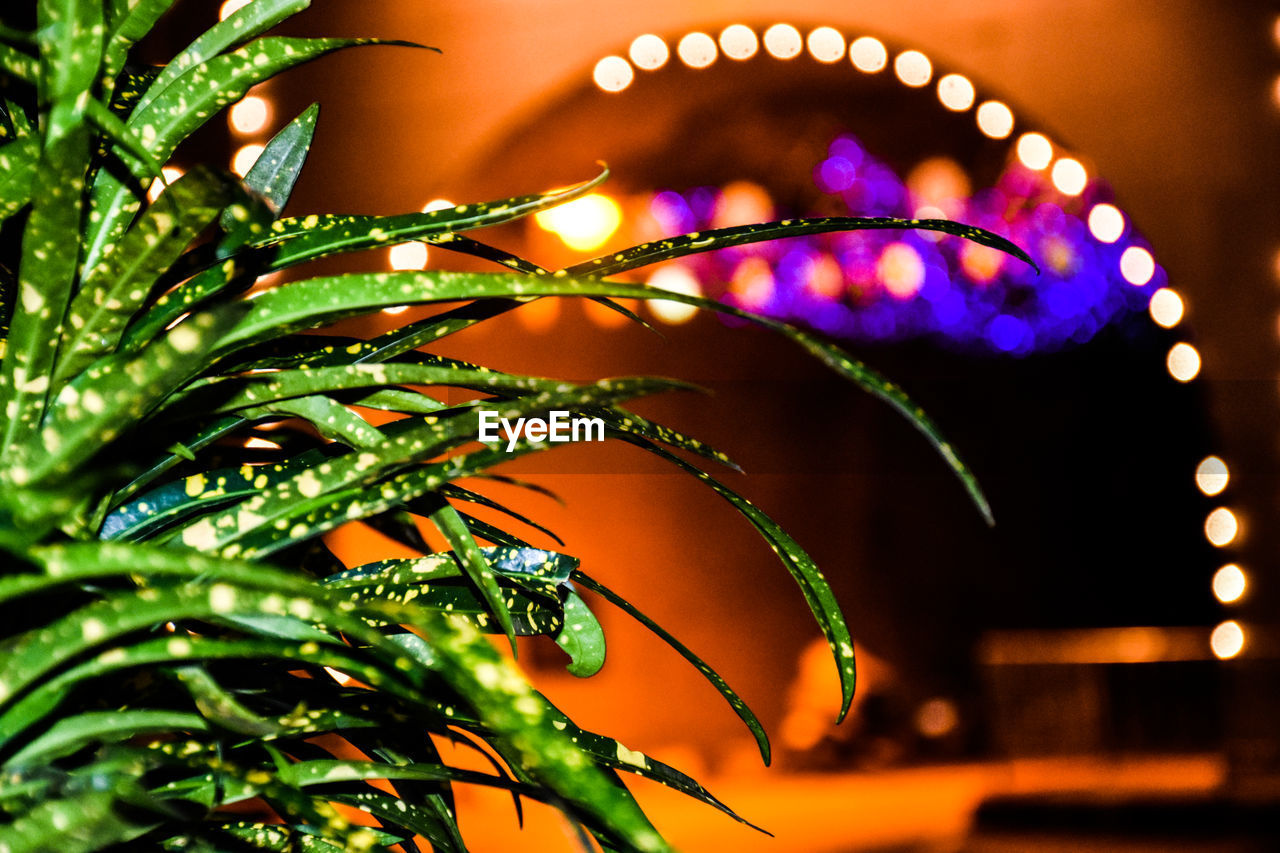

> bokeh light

[
  {"left": 1195, "top": 456, "right": 1229, "bottom": 496},
  {"left": 915, "top": 698, "right": 959, "bottom": 738},
  {"left": 219, "top": 0, "right": 250, "bottom": 20},
  {"left": 629, "top": 34, "right": 669, "bottom": 70},
  {"left": 593, "top": 56, "right": 634, "bottom": 92},
  {"left": 647, "top": 266, "right": 703, "bottom": 324},
  {"left": 849, "top": 36, "right": 887, "bottom": 72},
  {"left": 719, "top": 24, "right": 759, "bottom": 60},
  {"left": 229, "top": 95, "right": 271, "bottom": 135},
  {"left": 937, "top": 74, "right": 975, "bottom": 111},
  {"left": 1205, "top": 507, "right": 1238, "bottom": 547},
  {"left": 1016, "top": 133, "right": 1053, "bottom": 170},
  {"left": 878, "top": 242, "right": 925, "bottom": 299},
  {"left": 677, "top": 32, "right": 717, "bottom": 69},
  {"left": 1087, "top": 203, "right": 1125, "bottom": 243},
  {"left": 894, "top": 50, "right": 932, "bottom": 87},
  {"left": 634, "top": 128, "right": 1170, "bottom": 355},
  {"left": 1212, "top": 565, "right": 1247, "bottom": 604},
  {"left": 1051, "top": 157, "right": 1087, "bottom": 195},
  {"left": 1167, "top": 342, "right": 1201, "bottom": 382},
  {"left": 388, "top": 242, "right": 428, "bottom": 271},
  {"left": 806, "top": 27, "right": 846, "bottom": 63},
  {"left": 232, "top": 143, "right": 264, "bottom": 177},
  {"left": 147, "top": 166, "right": 185, "bottom": 203},
  {"left": 534, "top": 194, "right": 622, "bottom": 252},
  {"left": 763, "top": 24, "right": 803, "bottom": 59},
  {"left": 976, "top": 100, "right": 1014, "bottom": 138},
  {"left": 1148, "top": 288, "right": 1184, "bottom": 328},
  {"left": 1210, "top": 620, "right": 1245, "bottom": 659},
  {"left": 1120, "top": 246, "right": 1155, "bottom": 285}
]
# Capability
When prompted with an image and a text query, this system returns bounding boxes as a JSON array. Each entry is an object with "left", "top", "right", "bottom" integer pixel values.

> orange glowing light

[
  {"left": 593, "top": 56, "right": 634, "bottom": 92},
  {"left": 976, "top": 100, "right": 1014, "bottom": 138},
  {"left": 1212, "top": 565, "right": 1246, "bottom": 604},
  {"left": 1210, "top": 621, "right": 1244, "bottom": 659},
  {"left": 878, "top": 242, "right": 925, "bottom": 299}
]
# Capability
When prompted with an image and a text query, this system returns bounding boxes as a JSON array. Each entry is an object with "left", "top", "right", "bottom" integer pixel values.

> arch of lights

[{"left": 586, "top": 23, "right": 1245, "bottom": 659}]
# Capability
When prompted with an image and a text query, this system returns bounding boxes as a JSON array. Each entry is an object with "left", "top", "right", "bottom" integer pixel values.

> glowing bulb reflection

[
  {"left": 629, "top": 34, "right": 669, "bottom": 70},
  {"left": 229, "top": 95, "right": 270, "bottom": 135},
  {"left": 849, "top": 36, "right": 887, "bottom": 72},
  {"left": 1167, "top": 342, "right": 1201, "bottom": 382},
  {"left": 763, "top": 23, "right": 802, "bottom": 59},
  {"left": 534, "top": 194, "right": 622, "bottom": 252},
  {"left": 1196, "top": 456, "right": 1229, "bottom": 496},
  {"left": 1087, "top": 203, "right": 1125, "bottom": 243},
  {"left": 219, "top": 0, "right": 250, "bottom": 20},
  {"left": 1120, "top": 246, "right": 1155, "bottom": 285},
  {"left": 1051, "top": 157, "right": 1087, "bottom": 195},
  {"left": 389, "top": 242, "right": 428, "bottom": 271},
  {"left": 593, "top": 56, "right": 634, "bottom": 92},
  {"left": 806, "top": 27, "right": 846, "bottom": 63},
  {"left": 1148, "top": 288, "right": 1184, "bottom": 328},
  {"left": 1210, "top": 620, "right": 1244, "bottom": 659},
  {"left": 937, "top": 74, "right": 975, "bottom": 111},
  {"left": 1212, "top": 565, "right": 1246, "bottom": 604},
  {"left": 976, "top": 100, "right": 1014, "bottom": 138},
  {"left": 719, "top": 24, "right": 759, "bottom": 60},
  {"left": 647, "top": 266, "right": 702, "bottom": 324},
  {"left": 147, "top": 166, "right": 185, "bottom": 203},
  {"left": 232, "top": 143, "right": 264, "bottom": 177},
  {"left": 894, "top": 50, "right": 932, "bottom": 87},
  {"left": 1016, "top": 133, "right": 1053, "bottom": 170},
  {"left": 677, "top": 32, "right": 717, "bottom": 68},
  {"left": 1205, "top": 507, "right": 1238, "bottom": 547}
]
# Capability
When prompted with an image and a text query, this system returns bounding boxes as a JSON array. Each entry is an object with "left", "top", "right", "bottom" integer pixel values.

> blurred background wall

[{"left": 201, "top": 1, "right": 1280, "bottom": 848}]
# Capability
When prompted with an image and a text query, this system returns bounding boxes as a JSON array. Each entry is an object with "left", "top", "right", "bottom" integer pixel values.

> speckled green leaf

[
  {"left": 564, "top": 215, "right": 1038, "bottom": 279},
  {"left": 0, "top": 104, "right": 38, "bottom": 223},
  {"left": 254, "top": 169, "right": 607, "bottom": 272},
  {"left": 55, "top": 167, "right": 236, "bottom": 386},
  {"left": 326, "top": 789, "right": 463, "bottom": 852},
  {"left": 101, "top": 0, "right": 179, "bottom": 91},
  {"left": 31, "top": 307, "right": 246, "bottom": 485},
  {"left": 117, "top": 193, "right": 276, "bottom": 353},
  {"left": 133, "top": 0, "right": 312, "bottom": 116},
  {"left": 367, "top": 621, "right": 671, "bottom": 853},
  {"left": 440, "top": 483, "right": 563, "bottom": 546},
  {"left": 100, "top": 460, "right": 303, "bottom": 541},
  {"left": 83, "top": 94, "right": 166, "bottom": 182},
  {"left": 85, "top": 36, "right": 414, "bottom": 273},
  {"left": 532, "top": 701, "right": 765, "bottom": 832},
  {"left": 422, "top": 231, "right": 656, "bottom": 332},
  {"left": 7, "top": 709, "right": 208, "bottom": 766},
  {"left": 0, "top": 263, "right": 14, "bottom": 361},
  {"left": 572, "top": 569, "right": 770, "bottom": 763},
  {"left": 254, "top": 394, "right": 384, "bottom": 449},
  {"left": 37, "top": 0, "right": 102, "bottom": 106},
  {"left": 0, "top": 43, "right": 38, "bottom": 84},
  {"left": 0, "top": 789, "right": 157, "bottom": 853},
  {"left": 228, "top": 101, "right": 319, "bottom": 226},
  {"left": 555, "top": 589, "right": 605, "bottom": 677},
  {"left": 111, "top": 412, "right": 260, "bottom": 505},
  {"left": 0, "top": 124, "right": 90, "bottom": 471},
  {"left": 169, "top": 377, "right": 686, "bottom": 558},
  {"left": 612, "top": 434, "right": 858, "bottom": 722},
  {"left": 212, "top": 269, "right": 990, "bottom": 521},
  {"left": 168, "top": 361, "right": 565, "bottom": 417},
  {"left": 428, "top": 499, "right": 517, "bottom": 654}
]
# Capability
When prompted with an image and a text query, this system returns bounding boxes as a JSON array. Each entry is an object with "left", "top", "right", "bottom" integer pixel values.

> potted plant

[{"left": 0, "top": 2, "right": 1031, "bottom": 850}]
